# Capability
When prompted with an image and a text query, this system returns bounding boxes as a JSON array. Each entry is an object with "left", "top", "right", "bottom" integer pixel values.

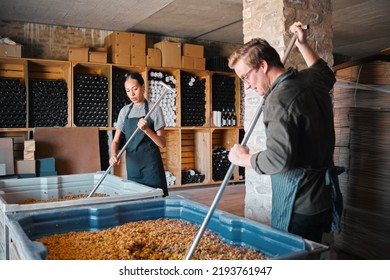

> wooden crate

[
  {"left": 211, "top": 128, "right": 239, "bottom": 183},
  {"left": 0, "top": 57, "right": 26, "bottom": 79},
  {"left": 147, "top": 68, "right": 180, "bottom": 128},
  {"left": 179, "top": 69, "right": 211, "bottom": 127},
  {"left": 27, "top": 59, "right": 72, "bottom": 127},
  {"left": 210, "top": 72, "right": 242, "bottom": 128},
  {"left": 0, "top": 58, "right": 28, "bottom": 129},
  {"left": 180, "top": 129, "right": 210, "bottom": 186},
  {"left": 72, "top": 62, "right": 111, "bottom": 127},
  {"left": 160, "top": 129, "right": 181, "bottom": 187}
]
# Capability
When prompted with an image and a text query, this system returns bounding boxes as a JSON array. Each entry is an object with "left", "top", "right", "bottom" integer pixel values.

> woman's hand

[
  {"left": 138, "top": 118, "right": 149, "bottom": 131},
  {"left": 109, "top": 154, "right": 120, "bottom": 166}
]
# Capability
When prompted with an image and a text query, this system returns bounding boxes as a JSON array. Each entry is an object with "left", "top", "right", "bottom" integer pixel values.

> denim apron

[{"left": 124, "top": 101, "right": 168, "bottom": 196}]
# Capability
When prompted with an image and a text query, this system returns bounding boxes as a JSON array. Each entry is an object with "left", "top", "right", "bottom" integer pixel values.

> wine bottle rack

[
  {"left": 0, "top": 57, "right": 243, "bottom": 188},
  {"left": 0, "top": 77, "right": 26, "bottom": 128}
]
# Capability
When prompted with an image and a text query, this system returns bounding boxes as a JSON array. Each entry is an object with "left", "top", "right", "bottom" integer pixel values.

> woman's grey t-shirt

[{"left": 115, "top": 102, "right": 166, "bottom": 132}]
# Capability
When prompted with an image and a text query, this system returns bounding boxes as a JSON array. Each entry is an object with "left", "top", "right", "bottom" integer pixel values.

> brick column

[{"left": 241, "top": 0, "right": 333, "bottom": 225}]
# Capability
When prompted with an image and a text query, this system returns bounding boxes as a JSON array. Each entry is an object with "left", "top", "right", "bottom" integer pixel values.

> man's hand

[
  {"left": 289, "top": 21, "right": 307, "bottom": 45},
  {"left": 229, "top": 144, "right": 251, "bottom": 167}
]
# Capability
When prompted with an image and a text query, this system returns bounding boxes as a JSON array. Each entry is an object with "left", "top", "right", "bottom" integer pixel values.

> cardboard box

[
  {"left": 36, "top": 157, "right": 56, "bottom": 173},
  {"left": 111, "top": 53, "right": 130, "bottom": 65},
  {"left": 130, "top": 33, "right": 146, "bottom": 55},
  {"left": 194, "top": 57, "right": 206, "bottom": 70},
  {"left": 0, "top": 44, "right": 22, "bottom": 58},
  {"left": 107, "top": 32, "right": 131, "bottom": 56},
  {"left": 111, "top": 43, "right": 130, "bottom": 55},
  {"left": 0, "top": 172, "right": 163, "bottom": 260},
  {"left": 0, "top": 138, "right": 14, "bottom": 175},
  {"left": 24, "top": 140, "right": 35, "bottom": 152},
  {"left": 183, "top": 43, "right": 204, "bottom": 58},
  {"left": 130, "top": 33, "right": 146, "bottom": 66},
  {"left": 23, "top": 150, "right": 34, "bottom": 161},
  {"left": 181, "top": 56, "right": 194, "bottom": 69},
  {"left": 154, "top": 41, "right": 181, "bottom": 68},
  {"left": 68, "top": 47, "right": 89, "bottom": 62},
  {"left": 146, "top": 48, "right": 161, "bottom": 67},
  {"left": 108, "top": 32, "right": 131, "bottom": 46},
  {"left": 89, "top": 51, "right": 107, "bottom": 63},
  {"left": 15, "top": 160, "right": 36, "bottom": 175},
  {"left": 131, "top": 54, "right": 146, "bottom": 66}
]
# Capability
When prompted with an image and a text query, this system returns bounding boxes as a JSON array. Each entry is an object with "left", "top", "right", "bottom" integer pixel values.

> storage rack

[{"left": 0, "top": 57, "right": 244, "bottom": 188}]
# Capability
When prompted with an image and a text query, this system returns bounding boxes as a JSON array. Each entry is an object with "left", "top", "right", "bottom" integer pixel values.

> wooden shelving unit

[{"left": 0, "top": 57, "right": 243, "bottom": 188}]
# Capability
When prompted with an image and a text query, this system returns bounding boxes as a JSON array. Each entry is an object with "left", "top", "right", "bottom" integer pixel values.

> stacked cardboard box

[
  {"left": 23, "top": 140, "right": 35, "bottom": 160},
  {"left": 17, "top": 140, "right": 36, "bottom": 178},
  {"left": 105, "top": 32, "right": 146, "bottom": 66},
  {"left": 182, "top": 43, "right": 205, "bottom": 70}
]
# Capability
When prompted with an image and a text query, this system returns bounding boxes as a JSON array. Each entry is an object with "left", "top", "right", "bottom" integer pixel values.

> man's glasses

[{"left": 241, "top": 68, "right": 255, "bottom": 83}]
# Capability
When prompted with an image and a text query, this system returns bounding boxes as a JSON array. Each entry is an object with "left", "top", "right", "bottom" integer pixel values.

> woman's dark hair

[{"left": 125, "top": 72, "right": 145, "bottom": 86}]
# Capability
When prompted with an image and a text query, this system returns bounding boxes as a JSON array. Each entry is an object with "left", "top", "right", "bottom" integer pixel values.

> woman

[{"left": 110, "top": 72, "right": 168, "bottom": 196}]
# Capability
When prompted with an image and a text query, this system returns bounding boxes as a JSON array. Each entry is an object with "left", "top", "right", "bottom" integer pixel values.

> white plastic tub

[{"left": 0, "top": 172, "right": 163, "bottom": 259}]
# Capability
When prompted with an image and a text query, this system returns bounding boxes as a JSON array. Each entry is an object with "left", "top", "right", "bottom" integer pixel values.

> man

[{"left": 227, "top": 22, "right": 338, "bottom": 243}]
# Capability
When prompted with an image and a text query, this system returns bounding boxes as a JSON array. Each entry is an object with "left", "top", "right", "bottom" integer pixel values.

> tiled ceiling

[{"left": 0, "top": 0, "right": 389, "bottom": 59}]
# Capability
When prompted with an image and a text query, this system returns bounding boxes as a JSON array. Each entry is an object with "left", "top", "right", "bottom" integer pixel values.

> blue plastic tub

[{"left": 6, "top": 196, "right": 328, "bottom": 260}]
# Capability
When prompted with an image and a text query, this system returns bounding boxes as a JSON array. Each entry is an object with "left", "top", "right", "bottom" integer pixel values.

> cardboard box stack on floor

[{"left": 16, "top": 140, "right": 36, "bottom": 178}]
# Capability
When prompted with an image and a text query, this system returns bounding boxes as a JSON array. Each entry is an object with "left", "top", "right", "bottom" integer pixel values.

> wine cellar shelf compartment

[{"left": 0, "top": 57, "right": 244, "bottom": 188}]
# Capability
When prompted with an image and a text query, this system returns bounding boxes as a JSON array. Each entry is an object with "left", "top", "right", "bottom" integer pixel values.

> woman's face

[{"left": 124, "top": 78, "right": 145, "bottom": 105}]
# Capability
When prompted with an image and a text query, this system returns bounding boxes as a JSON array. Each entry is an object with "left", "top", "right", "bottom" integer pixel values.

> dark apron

[
  {"left": 124, "top": 102, "right": 168, "bottom": 196},
  {"left": 270, "top": 168, "right": 305, "bottom": 231}
]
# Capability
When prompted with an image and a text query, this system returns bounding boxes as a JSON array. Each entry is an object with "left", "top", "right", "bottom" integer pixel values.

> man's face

[{"left": 234, "top": 59, "right": 268, "bottom": 96}]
